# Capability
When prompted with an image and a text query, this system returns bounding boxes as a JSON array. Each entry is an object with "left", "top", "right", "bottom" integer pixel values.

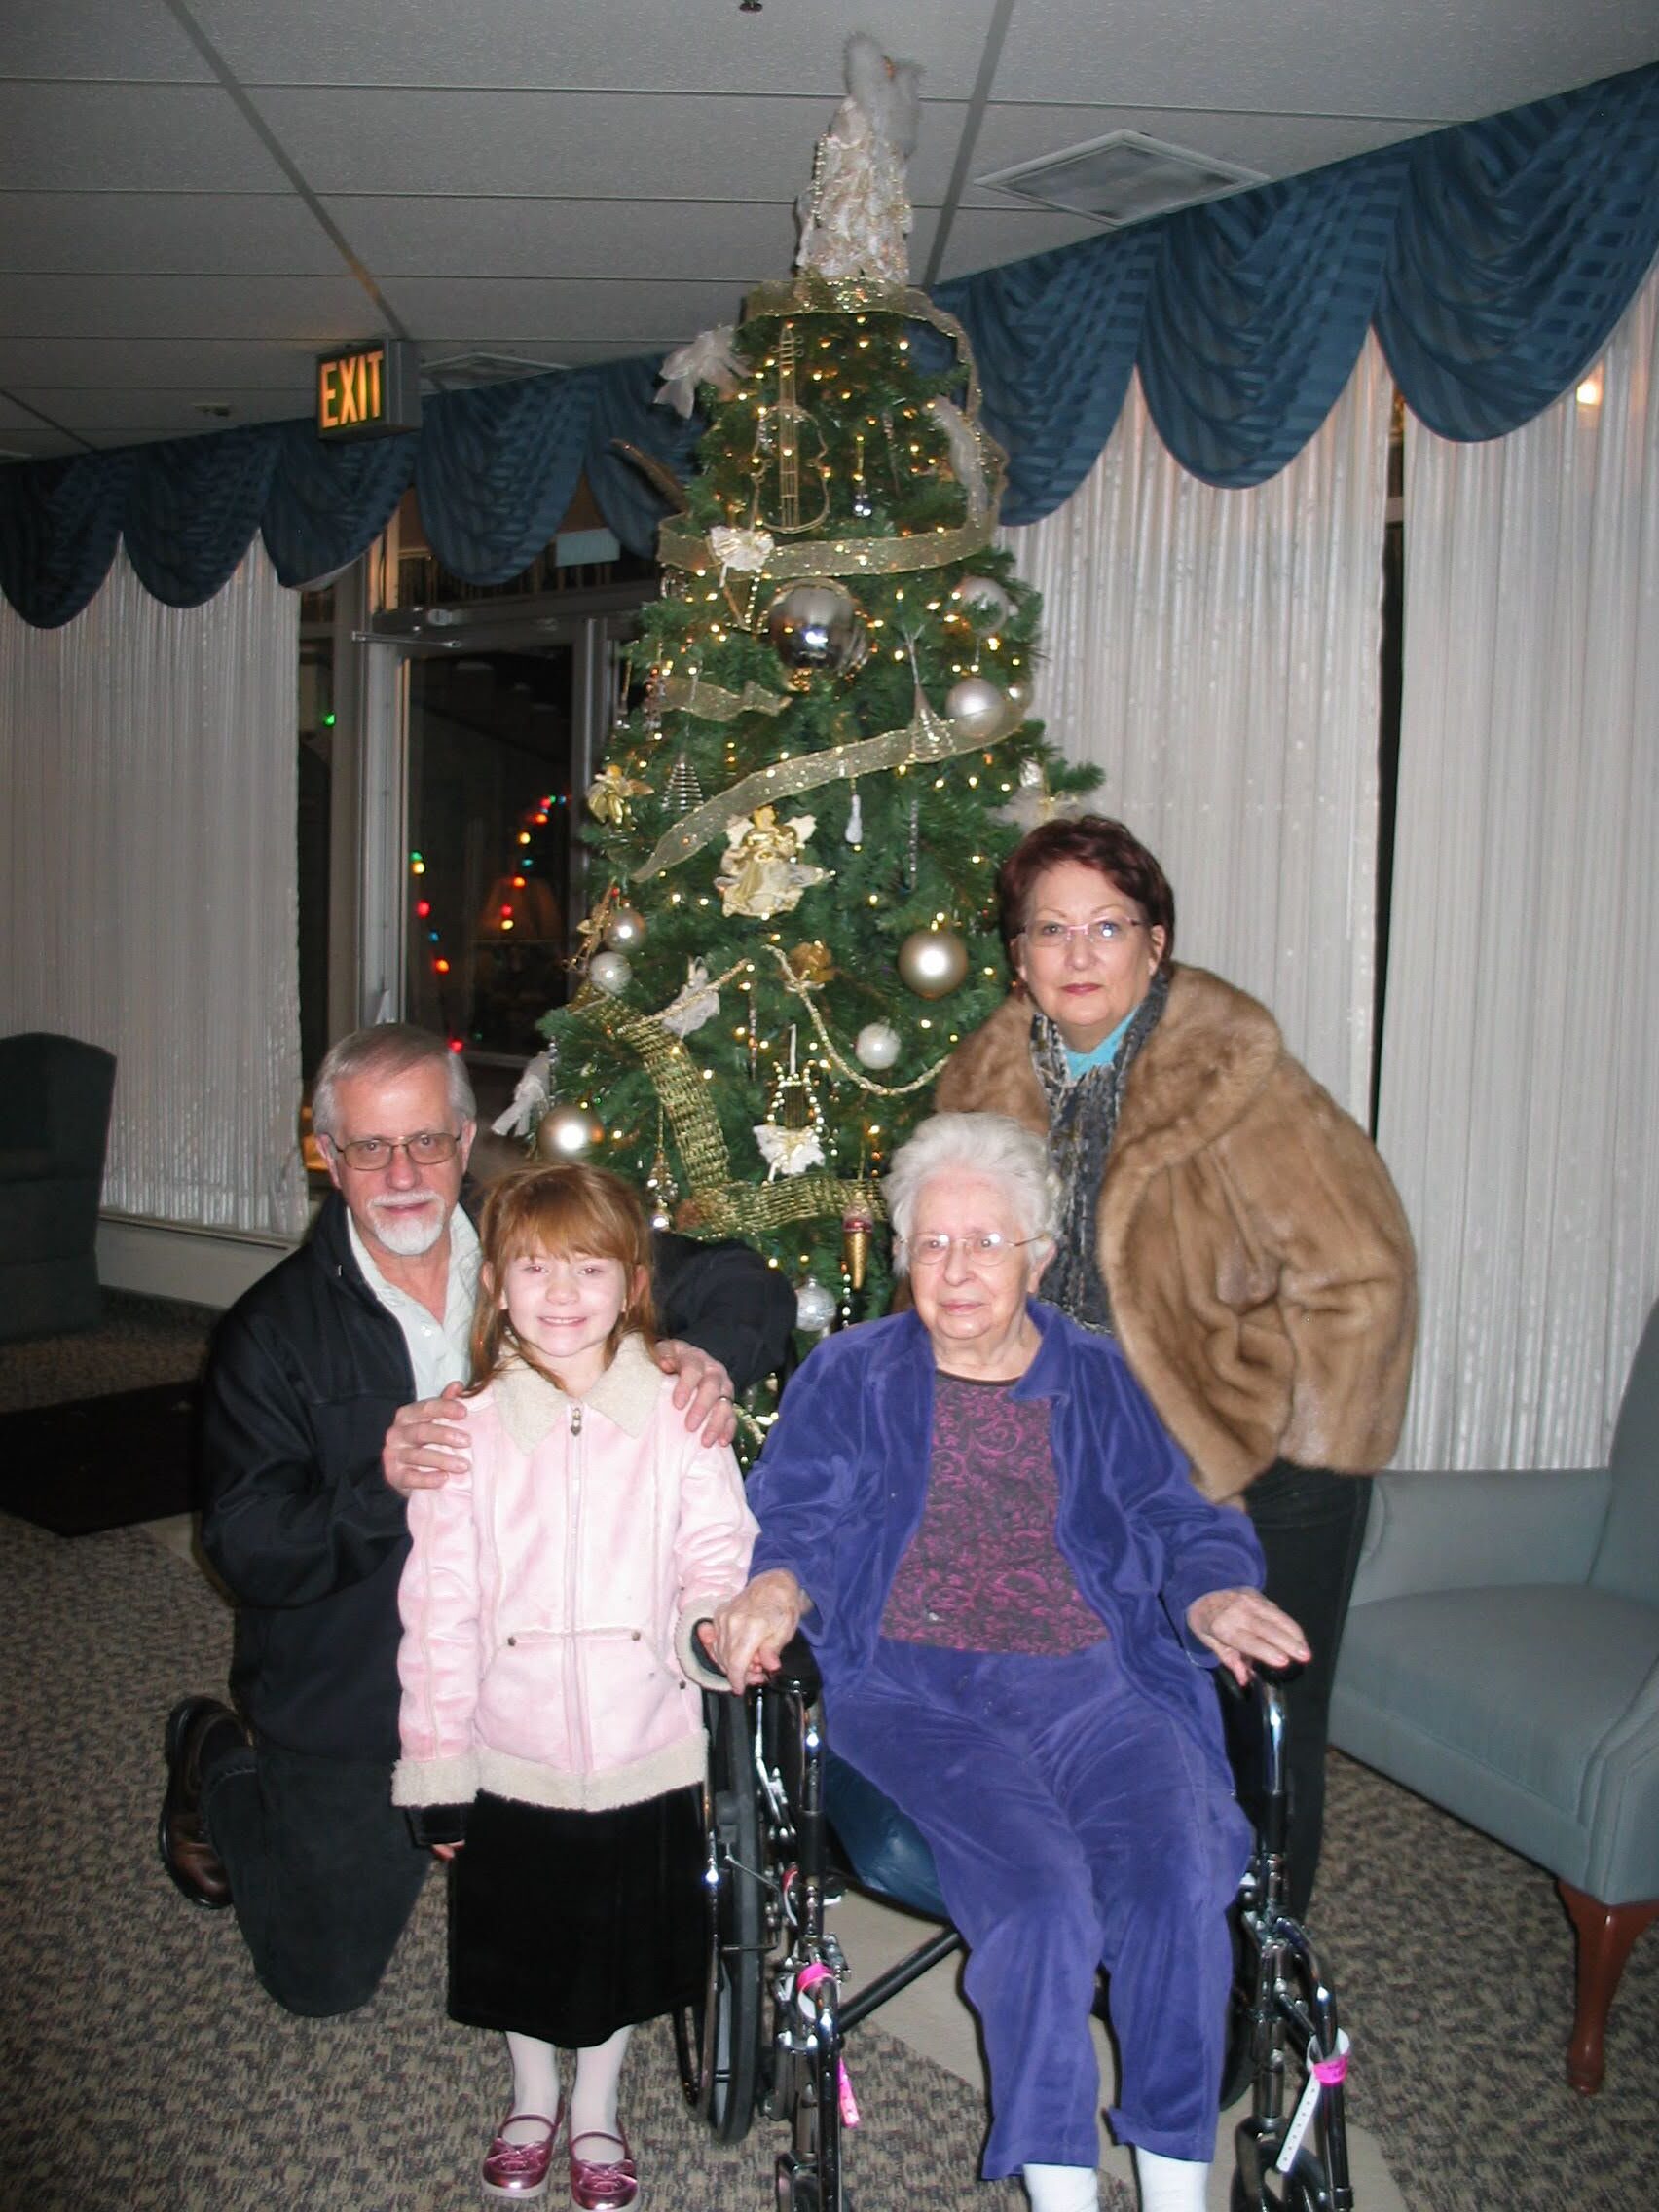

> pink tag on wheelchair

[{"left": 1275, "top": 2029, "right": 1349, "bottom": 2174}]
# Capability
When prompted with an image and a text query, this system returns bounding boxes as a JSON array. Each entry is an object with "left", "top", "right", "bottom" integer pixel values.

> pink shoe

[
  {"left": 481, "top": 2106, "right": 564, "bottom": 2201},
  {"left": 569, "top": 2128, "right": 639, "bottom": 2210}
]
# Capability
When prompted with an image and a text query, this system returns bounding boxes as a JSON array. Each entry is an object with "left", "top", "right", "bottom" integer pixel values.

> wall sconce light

[{"left": 1575, "top": 366, "right": 1604, "bottom": 409}]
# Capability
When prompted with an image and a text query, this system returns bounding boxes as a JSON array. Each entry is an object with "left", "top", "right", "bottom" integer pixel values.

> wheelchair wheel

[{"left": 675, "top": 1691, "right": 771, "bottom": 2143}]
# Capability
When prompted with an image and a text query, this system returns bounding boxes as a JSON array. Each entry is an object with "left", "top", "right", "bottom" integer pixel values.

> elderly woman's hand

[
  {"left": 1186, "top": 1587, "right": 1310, "bottom": 1687},
  {"left": 703, "top": 1569, "right": 808, "bottom": 1696}
]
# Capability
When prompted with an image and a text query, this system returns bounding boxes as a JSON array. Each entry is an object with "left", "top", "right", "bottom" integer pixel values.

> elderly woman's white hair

[{"left": 884, "top": 1112, "right": 1059, "bottom": 1266}]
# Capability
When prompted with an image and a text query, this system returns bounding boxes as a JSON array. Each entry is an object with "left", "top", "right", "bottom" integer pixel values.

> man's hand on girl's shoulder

[
  {"left": 655, "top": 1340, "right": 738, "bottom": 1447},
  {"left": 383, "top": 1382, "right": 471, "bottom": 1496}
]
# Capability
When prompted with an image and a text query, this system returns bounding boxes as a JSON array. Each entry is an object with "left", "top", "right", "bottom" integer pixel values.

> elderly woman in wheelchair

[{"left": 708, "top": 1112, "right": 1309, "bottom": 2212}]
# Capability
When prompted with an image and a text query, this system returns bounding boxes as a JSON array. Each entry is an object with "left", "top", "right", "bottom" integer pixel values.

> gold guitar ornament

[{"left": 750, "top": 322, "right": 830, "bottom": 535}]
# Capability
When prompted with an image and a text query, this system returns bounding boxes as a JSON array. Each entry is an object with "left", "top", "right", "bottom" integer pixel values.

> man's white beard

[{"left": 366, "top": 1194, "right": 447, "bottom": 1257}]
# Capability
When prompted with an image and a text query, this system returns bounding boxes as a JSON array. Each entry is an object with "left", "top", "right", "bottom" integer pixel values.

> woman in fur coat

[{"left": 935, "top": 814, "right": 1416, "bottom": 1917}]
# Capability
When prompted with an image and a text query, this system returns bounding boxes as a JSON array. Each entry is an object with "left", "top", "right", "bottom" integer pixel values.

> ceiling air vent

[
  {"left": 977, "top": 129, "right": 1266, "bottom": 229},
  {"left": 419, "top": 350, "right": 568, "bottom": 391}
]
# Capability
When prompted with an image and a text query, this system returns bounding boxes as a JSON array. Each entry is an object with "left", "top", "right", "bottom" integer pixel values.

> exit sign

[{"left": 315, "top": 339, "right": 422, "bottom": 439}]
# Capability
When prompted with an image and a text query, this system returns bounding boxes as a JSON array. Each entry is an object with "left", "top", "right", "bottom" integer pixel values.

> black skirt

[{"left": 446, "top": 1786, "right": 707, "bottom": 2047}]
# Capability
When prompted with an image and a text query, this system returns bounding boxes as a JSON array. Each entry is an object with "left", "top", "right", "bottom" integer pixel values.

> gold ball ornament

[
  {"left": 898, "top": 927, "right": 969, "bottom": 1000},
  {"left": 765, "top": 578, "right": 869, "bottom": 680},
  {"left": 943, "top": 675, "right": 1017, "bottom": 743},
  {"left": 954, "top": 574, "right": 1014, "bottom": 627},
  {"left": 535, "top": 1104, "right": 605, "bottom": 1161},
  {"left": 588, "top": 950, "right": 632, "bottom": 995},
  {"left": 602, "top": 903, "right": 647, "bottom": 952},
  {"left": 854, "top": 1021, "right": 902, "bottom": 1070}
]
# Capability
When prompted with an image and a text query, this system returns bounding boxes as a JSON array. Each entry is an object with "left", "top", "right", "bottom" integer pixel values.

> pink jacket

[{"left": 392, "top": 1336, "right": 756, "bottom": 1817}]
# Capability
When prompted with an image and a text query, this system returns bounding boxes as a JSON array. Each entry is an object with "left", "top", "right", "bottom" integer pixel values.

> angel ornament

[
  {"left": 755, "top": 1028, "right": 828, "bottom": 1181},
  {"left": 796, "top": 33, "right": 922, "bottom": 286},
  {"left": 716, "top": 807, "right": 831, "bottom": 921}
]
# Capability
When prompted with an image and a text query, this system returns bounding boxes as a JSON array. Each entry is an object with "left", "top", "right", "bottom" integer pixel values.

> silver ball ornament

[
  {"left": 602, "top": 903, "right": 647, "bottom": 952},
  {"left": 954, "top": 574, "right": 1014, "bottom": 627},
  {"left": 898, "top": 928, "right": 969, "bottom": 1000},
  {"left": 795, "top": 1278, "right": 838, "bottom": 1334},
  {"left": 535, "top": 1103, "right": 604, "bottom": 1161},
  {"left": 765, "top": 578, "right": 869, "bottom": 679},
  {"left": 854, "top": 1021, "right": 902, "bottom": 1071},
  {"left": 944, "top": 675, "right": 1017, "bottom": 743},
  {"left": 588, "top": 950, "right": 632, "bottom": 995}
]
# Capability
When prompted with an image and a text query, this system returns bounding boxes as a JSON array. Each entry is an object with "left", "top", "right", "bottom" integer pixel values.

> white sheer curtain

[
  {"left": 1378, "top": 268, "right": 1659, "bottom": 1470},
  {"left": 0, "top": 543, "right": 306, "bottom": 1236},
  {"left": 1001, "top": 337, "right": 1394, "bottom": 1119}
]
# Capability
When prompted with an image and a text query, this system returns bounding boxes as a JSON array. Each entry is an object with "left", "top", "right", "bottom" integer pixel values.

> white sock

[
  {"left": 570, "top": 2023, "right": 633, "bottom": 2146},
  {"left": 1022, "top": 2162, "right": 1100, "bottom": 2212},
  {"left": 1133, "top": 2148, "right": 1208, "bottom": 2212},
  {"left": 502, "top": 2031, "right": 561, "bottom": 2145}
]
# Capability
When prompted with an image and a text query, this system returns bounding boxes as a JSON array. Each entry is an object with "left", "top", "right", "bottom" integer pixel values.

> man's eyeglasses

[
  {"left": 1021, "top": 917, "right": 1146, "bottom": 953},
  {"left": 902, "top": 1232, "right": 1041, "bottom": 1270},
  {"left": 328, "top": 1131, "right": 462, "bottom": 1172}
]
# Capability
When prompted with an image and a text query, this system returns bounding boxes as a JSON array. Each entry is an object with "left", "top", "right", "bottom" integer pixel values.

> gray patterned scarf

[{"left": 1032, "top": 968, "right": 1170, "bottom": 1332}]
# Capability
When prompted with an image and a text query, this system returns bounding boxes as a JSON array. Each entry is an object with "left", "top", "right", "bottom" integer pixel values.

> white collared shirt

[{"left": 349, "top": 1204, "right": 480, "bottom": 1397}]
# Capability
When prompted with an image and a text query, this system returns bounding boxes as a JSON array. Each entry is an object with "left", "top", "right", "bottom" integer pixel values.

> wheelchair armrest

[{"left": 773, "top": 1632, "right": 822, "bottom": 1703}]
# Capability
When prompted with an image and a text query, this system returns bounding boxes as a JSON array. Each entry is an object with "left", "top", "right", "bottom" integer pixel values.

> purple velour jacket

[{"left": 746, "top": 1300, "right": 1265, "bottom": 1771}]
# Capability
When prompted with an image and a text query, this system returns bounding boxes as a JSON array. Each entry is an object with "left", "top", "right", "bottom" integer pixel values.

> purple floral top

[{"left": 879, "top": 1371, "right": 1108, "bottom": 1655}]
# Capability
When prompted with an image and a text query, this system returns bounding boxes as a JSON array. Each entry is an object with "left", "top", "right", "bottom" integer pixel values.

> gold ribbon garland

[
  {"left": 636, "top": 687, "right": 994, "bottom": 879},
  {"left": 656, "top": 672, "right": 792, "bottom": 723},
  {"left": 558, "top": 982, "right": 885, "bottom": 1238}
]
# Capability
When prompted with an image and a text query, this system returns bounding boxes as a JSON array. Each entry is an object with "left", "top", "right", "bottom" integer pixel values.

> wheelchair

[{"left": 675, "top": 1639, "right": 1355, "bottom": 2212}]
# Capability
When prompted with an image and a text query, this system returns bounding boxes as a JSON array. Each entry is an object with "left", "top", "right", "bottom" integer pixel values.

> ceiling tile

[
  {"left": 7, "top": 385, "right": 313, "bottom": 433},
  {"left": 981, "top": 0, "right": 1653, "bottom": 121},
  {"left": 0, "top": 273, "right": 382, "bottom": 343},
  {"left": 0, "top": 0, "right": 213, "bottom": 82},
  {"left": 0, "top": 336, "right": 319, "bottom": 389},
  {"left": 0, "top": 192, "right": 339, "bottom": 276},
  {"left": 0, "top": 83, "right": 291, "bottom": 192},
  {"left": 248, "top": 87, "right": 967, "bottom": 203},
  {"left": 379, "top": 276, "right": 748, "bottom": 349},
  {"left": 194, "top": 0, "right": 997, "bottom": 99},
  {"left": 328, "top": 195, "right": 800, "bottom": 283}
]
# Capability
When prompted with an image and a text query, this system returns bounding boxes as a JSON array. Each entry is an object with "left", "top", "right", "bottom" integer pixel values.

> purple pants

[{"left": 825, "top": 1639, "right": 1249, "bottom": 2175}]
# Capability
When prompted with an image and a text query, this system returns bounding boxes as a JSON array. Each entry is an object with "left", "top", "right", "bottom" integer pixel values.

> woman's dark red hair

[{"left": 996, "top": 815, "right": 1176, "bottom": 969}]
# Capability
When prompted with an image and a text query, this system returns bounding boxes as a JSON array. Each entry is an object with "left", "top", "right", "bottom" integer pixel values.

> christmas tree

[{"left": 517, "top": 37, "right": 1095, "bottom": 1395}]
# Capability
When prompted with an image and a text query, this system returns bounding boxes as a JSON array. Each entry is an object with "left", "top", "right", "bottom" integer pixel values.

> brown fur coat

[{"left": 935, "top": 965, "right": 1417, "bottom": 1502}]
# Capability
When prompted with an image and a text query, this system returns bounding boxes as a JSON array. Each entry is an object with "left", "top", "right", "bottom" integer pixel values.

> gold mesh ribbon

[
  {"left": 637, "top": 688, "right": 993, "bottom": 879},
  {"left": 658, "top": 279, "right": 1006, "bottom": 585},
  {"left": 657, "top": 673, "right": 792, "bottom": 723},
  {"left": 561, "top": 986, "right": 885, "bottom": 1237}
]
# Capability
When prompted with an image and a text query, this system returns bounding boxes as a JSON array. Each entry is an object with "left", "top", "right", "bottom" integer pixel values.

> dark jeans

[
  {"left": 202, "top": 1737, "right": 429, "bottom": 2017},
  {"left": 1220, "top": 1461, "right": 1371, "bottom": 1921}
]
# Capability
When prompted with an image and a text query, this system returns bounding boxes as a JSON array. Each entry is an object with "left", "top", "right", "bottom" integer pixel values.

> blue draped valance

[{"left": 2, "top": 61, "right": 1654, "bottom": 625}]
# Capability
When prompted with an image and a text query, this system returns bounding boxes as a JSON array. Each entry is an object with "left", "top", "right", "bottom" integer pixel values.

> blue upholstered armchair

[
  {"left": 1330, "top": 1303, "right": 1659, "bottom": 2091},
  {"left": 0, "top": 1031, "right": 117, "bottom": 1341}
]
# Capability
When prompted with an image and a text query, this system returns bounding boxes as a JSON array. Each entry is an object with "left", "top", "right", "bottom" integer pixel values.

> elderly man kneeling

[{"left": 708, "top": 1114, "right": 1309, "bottom": 2212}]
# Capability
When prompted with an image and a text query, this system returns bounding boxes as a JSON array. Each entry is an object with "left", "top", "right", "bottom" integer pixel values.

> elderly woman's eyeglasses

[
  {"left": 1022, "top": 917, "right": 1146, "bottom": 952},
  {"left": 903, "top": 1233, "right": 1041, "bottom": 1269},
  {"left": 329, "top": 1131, "right": 461, "bottom": 1172}
]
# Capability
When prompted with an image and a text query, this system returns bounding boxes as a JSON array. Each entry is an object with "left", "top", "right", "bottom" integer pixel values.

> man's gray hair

[
  {"left": 311, "top": 1023, "right": 476, "bottom": 1139},
  {"left": 884, "top": 1112, "right": 1059, "bottom": 1266}
]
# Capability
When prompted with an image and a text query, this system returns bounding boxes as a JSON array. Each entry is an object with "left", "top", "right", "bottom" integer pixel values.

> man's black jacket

[{"left": 198, "top": 1190, "right": 793, "bottom": 1761}]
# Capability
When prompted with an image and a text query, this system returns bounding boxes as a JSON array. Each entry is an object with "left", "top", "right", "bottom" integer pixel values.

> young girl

[{"left": 393, "top": 1164, "right": 756, "bottom": 2207}]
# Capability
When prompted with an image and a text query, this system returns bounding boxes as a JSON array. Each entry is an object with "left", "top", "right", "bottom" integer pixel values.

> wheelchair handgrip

[{"left": 773, "top": 1631, "right": 822, "bottom": 1702}]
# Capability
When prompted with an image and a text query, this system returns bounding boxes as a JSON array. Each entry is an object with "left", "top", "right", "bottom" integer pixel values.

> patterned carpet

[{"left": 3, "top": 1297, "right": 1656, "bottom": 2210}]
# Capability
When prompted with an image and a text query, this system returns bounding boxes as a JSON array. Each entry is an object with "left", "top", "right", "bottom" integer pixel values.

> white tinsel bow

[
  {"left": 928, "top": 398, "right": 989, "bottom": 519},
  {"left": 655, "top": 326, "right": 749, "bottom": 420},
  {"left": 755, "top": 1122, "right": 827, "bottom": 1180},
  {"left": 492, "top": 1049, "right": 555, "bottom": 1137},
  {"left": 708, "top": 524, "right": 775, "bottom": 578},
  {"left": 658, "top": 960, "right": 720, "bottom": 1039}
]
